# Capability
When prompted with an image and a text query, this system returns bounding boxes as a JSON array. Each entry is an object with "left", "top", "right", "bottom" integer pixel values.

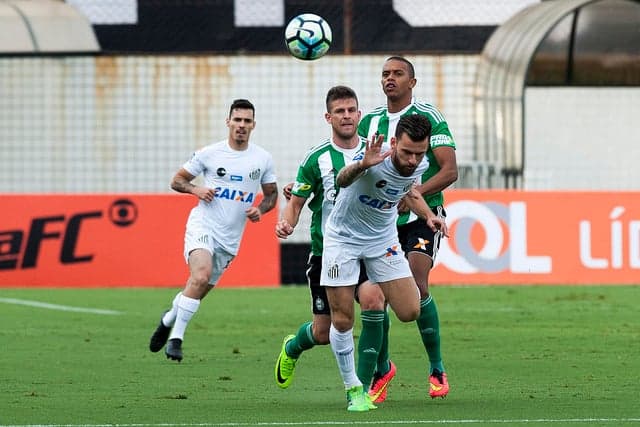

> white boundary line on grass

[
  {"left": 0, "top": 297, "right": 122, "bottom": 315},
  {"left": 2, "top": 419, "right": 640, "bottom": 427}
]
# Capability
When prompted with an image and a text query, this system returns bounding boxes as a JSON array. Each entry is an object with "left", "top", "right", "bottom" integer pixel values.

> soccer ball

[{"left": 284, "top": 13, "right": 332, "bottom": 60}]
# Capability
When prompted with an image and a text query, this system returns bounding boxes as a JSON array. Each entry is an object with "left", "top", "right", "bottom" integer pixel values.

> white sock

[
  {"left": 169, "top": 294, "right": 200, "bottom": 341},
  {"left": 161, "top": 292, "right": 182, "bottom": 327},
  {"left": 329, "top": 324, "right": 362, "bottom": 389}
]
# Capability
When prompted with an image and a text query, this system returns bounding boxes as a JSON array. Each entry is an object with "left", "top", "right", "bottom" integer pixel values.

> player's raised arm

[{"left": 336, "top": 134, "right": 389, "bottom": 187}]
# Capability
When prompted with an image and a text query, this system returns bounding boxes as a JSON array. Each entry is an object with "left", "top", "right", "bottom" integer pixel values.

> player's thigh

[
  {"left": 379, "top": 277, "right": 420, "bottom": 322},
  {"left": 187, "top": 248, "right": 213, "bottom": 281}
]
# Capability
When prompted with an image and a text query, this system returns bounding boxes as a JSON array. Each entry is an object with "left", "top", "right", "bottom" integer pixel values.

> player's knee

[
  {"left": 395, "top": 306, "right": 420, "bottom": 322},
  {"left": 357, "top": 285, "right": 385, "bottom": 311},
  {"left": 331, "top": 314, "right": 354, "bottom": 332},
  {"left": 189, "top": 269, "right": 211, "bottom": 289}
]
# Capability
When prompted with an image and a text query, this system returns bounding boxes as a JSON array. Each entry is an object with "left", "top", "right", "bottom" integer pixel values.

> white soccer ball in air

[{"left": 284, "top": 13, "right": 332, "bottom": 60}]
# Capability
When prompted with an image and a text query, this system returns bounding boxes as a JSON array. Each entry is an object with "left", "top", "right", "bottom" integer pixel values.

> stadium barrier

[
  {"left": 1, "top": 191, "right": 638, "bottom": 287},
  {"left": 434, "top": 190, "right": 640, "bottom": 285},
  {"left": 0, "top": 194, "right": 279, "bottom": 287}
]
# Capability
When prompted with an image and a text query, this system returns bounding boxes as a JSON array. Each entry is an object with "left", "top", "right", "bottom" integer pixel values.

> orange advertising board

[
  {"left": 0, "top": 194, "right": 279, "bottom": 287},
  {"left": 433, "top": 190, "right": 640, "bottom": 284}
]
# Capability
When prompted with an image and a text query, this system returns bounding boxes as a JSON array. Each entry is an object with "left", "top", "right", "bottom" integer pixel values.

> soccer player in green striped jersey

[
  {"left": 274, "top": 86, "right": 386, "bottom": 408},
  {"left": 358, "top": 56, "right": 458, "bottom": 400}
]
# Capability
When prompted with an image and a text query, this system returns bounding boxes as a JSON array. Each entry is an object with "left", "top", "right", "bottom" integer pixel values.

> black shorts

[
  {"left": 307, "top": 254, "right": 368, "bottom": 315},
  {"left": 397, "top": 205, "right": 446, "bottom": 260}
]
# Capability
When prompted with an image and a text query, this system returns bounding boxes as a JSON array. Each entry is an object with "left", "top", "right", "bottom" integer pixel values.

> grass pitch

[{"left": 0, "top": 285, "right": 638, "bottom": 427}]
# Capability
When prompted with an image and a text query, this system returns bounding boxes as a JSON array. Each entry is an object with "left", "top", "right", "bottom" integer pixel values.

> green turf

[{"left": 0, "top": 285, "right": 638, "bottom": 427}]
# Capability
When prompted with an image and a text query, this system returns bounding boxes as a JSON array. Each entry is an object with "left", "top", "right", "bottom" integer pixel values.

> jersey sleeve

[
  {"left": 261, "top": 152, "right": 278, "bottom": 184},
  {"left": 430, "top": 120, "right": 456, "bottom": 149},
  {"left": 291, "top": 160, "right": 317, "bottom": 199},
  {"left": 182, "top": 149, "right": 205, "bottom": 176}
]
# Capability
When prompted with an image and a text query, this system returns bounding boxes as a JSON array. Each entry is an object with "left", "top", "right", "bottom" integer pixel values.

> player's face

[
  {"left": 226, "top": 108, "right": 256, "bottom": 145},
  {"left": 391, "top": 133, "right": 429, "bottom": 176},
  {"left": 325, "top": 97, "right": 361, "bottom": 140},
  {"left": 381, "top": 59, "right": 416, "bottom": 101}
]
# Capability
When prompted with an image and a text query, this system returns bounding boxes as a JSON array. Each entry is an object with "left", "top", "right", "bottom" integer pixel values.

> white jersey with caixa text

[
  {"left": 324, "top": 151, "right": 429, "bottom": 252},
  {"left": 183, "top": 140, "right": 277, "bottom": 255}
]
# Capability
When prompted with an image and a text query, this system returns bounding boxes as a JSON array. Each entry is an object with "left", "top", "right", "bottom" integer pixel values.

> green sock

[
  {"left": 357, "top": 310, "right": 385, "bottom": 390},
  {"left": 375, "top": 309, "right": 391, "bottom": 375},
  {"left": 417, "top": 295, "right": 445, "bottom": 373},
  {"left": 285, "top": 321, "right": 316, "bottom": 359}
]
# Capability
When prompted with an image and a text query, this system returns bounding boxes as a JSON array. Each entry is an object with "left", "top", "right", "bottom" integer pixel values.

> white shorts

[
  {"left": 184, "top": 227, "right": 235, "bottom": 286},
  {"left": 320, "top": 238, "right": 412, "bottom": 287}
]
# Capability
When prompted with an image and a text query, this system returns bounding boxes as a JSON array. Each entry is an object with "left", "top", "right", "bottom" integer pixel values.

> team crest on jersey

[
  {"left": 402, "top": 183, "right": 413, "bottom": 193},
  {"left": 249, "top": 168, "right": 261, "bottom": 180},
  {"left": 216, "top": 167, "right": 226, "bottom": 177}
]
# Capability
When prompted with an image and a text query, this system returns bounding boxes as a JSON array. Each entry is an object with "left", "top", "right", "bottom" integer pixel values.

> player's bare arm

[
  {"left": 171, "top": 168, "right": 216, "bottom": 202},
  {"left": 416, "top": 145, "right": 458, "bottom": 196},
  {"left": 402, "top": 188, "right": 449, "bottom": 237},
  {"left": 246, "top": 182, "right": 278, "bottom": 222},
  {"left": 397, "top": 145, "right": 457, "bottom": 213},
  {"left": 275, "top": 194, "right": 306, "bottom": 239},
  {"left": 336, "top": 134, "right": 389, "bottom": 187}
]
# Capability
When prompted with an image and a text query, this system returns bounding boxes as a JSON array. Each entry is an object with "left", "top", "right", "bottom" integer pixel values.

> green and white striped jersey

[
  {"left": 291, "top": 136, "right": 367, "bottom": 256},
  {"left": 358, "top": 98, "right": 456, "bottom": 225}
]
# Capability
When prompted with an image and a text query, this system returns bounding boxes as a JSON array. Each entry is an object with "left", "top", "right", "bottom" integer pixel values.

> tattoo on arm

[
  {"left": 258, "top": 183, "right": 278, "bottom": 214},
  {"left": 336, "top": 161, "right": 365, "bottom": 188}
]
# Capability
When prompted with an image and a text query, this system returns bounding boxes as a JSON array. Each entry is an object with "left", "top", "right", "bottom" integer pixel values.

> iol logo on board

[{"left": 437, "top": 200, "right": 551, "bottom": 274}]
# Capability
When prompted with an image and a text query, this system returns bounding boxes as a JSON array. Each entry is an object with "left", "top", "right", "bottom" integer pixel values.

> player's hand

[
  {"left": 427, "top": 216, "right": 449, "bottom": 238},
  {"left": 194, "top": 186, "right": 216, "bottom": 203},
  {"left": 245, "top": 207, "right": 261, "bottom": 222},
  {"left": 283, "top": 182, "right": 293, "bottom": 201},
  {"left": 275, "top": 219, "right": 294, "bottom": 239},
  {"left": 362, "top": 134, "right": 391, "bottom": 168}
]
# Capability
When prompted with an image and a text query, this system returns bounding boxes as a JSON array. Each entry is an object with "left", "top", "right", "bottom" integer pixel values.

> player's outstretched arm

[
  {"left": 402, "top": 188, "right": 449, "bottom": 237},
  {"left": 275, "top": 194, "right": 306, "bottom": 239}
]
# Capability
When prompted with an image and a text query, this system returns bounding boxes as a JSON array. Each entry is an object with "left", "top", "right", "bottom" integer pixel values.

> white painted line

[
  {"left": 2, "top": 418, "right": 640, "bottom": 427},
  {"left": 0, "top": 297, "right": 122, "bottom": 315}
]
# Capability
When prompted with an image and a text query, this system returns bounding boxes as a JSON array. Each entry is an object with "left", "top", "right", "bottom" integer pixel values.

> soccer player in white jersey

[
  {"left": 148, "top": 99, "right": 278, "bottom": 362},
  {"left": 321, "top": 114, "right": 448, "bottom": 411}
]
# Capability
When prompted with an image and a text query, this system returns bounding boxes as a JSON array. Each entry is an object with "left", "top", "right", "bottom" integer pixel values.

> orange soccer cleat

[
  {"left": 368, "top": 361, "right": 397, "bottom": 404},
  {"left": 429, "top": 370, "right": 449, "bottom": 398}
]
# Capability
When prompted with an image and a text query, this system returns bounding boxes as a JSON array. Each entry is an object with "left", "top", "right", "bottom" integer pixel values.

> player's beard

[{"left": 391, "top": 153, "right": 416, "bottom": 177}]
